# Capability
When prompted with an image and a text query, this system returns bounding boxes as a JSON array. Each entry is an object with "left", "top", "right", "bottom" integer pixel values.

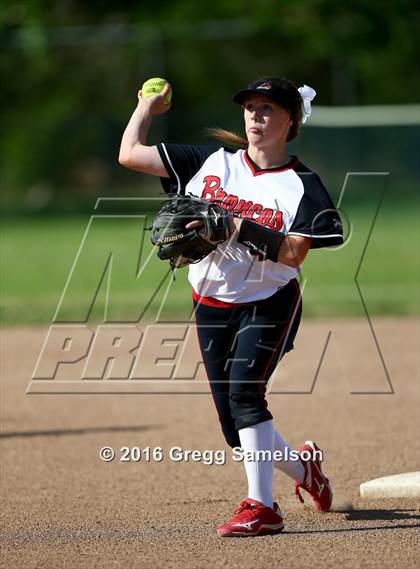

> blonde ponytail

[{"left": 205, "top": 127, "right": 248, "bottom": 148}]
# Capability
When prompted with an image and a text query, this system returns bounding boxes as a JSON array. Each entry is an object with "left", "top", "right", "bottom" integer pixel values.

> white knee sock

[
  {"left": 238, "top": 419, "right": 274, "bottom": 508},
  {"left": 273, "top": 430, "right": 305, "bottom": 483}
]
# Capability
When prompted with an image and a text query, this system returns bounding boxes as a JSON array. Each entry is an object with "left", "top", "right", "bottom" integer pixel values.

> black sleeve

[
  {"left": 157, "top": 143, "right": 221, "bottom": 194},
  {"left": 289, "top": 172, "right": 344, "bottom": 249}
]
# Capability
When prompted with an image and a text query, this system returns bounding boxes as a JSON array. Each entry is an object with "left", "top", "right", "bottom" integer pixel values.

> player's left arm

[
  {"left": 229, "top": 217, "right": 311, "bottom": 267},
  {"left": 186, "top": 217, "right": 311, "bottom": 267},
  {"left": 277, "top": 235, "right": 312, "bottom": 267}
]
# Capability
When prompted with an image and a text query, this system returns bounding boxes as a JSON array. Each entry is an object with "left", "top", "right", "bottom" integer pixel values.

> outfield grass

[{"left": 1, "top": 199, "right": 418, "bottom": 325}]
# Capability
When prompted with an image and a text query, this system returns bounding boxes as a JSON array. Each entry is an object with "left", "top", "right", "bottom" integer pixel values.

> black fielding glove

[{"left": 149, "top": 194, "right": 231, "bottom": 268}]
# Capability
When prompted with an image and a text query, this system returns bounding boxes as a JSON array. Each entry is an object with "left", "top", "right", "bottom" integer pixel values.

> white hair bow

[{"left": 298, "top": 85, "right": 316, "bottom": 124}]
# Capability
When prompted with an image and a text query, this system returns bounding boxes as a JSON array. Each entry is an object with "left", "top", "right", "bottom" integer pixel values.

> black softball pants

[{"left": 193, "top": 279, "right": 302, "bottom": 449}]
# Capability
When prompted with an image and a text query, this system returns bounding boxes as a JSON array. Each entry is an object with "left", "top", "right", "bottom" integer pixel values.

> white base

[{"left": 360, "top": 472, "right": 420, "bottom": 499}]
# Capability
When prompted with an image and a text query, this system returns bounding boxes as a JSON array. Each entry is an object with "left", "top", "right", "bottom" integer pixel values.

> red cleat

[
  {"left": 217, "top": 498, "right": 284, "bottom": 537},
  {"left": 294, "top": 440, "right": 333, "bottom": 512}
]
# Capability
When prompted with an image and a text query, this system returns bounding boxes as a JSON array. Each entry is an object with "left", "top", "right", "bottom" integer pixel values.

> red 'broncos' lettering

[
  {"left": 201, "top": 175, "right": 284, "bottom": 231},
  {"left": 223, "top": 195, "right": 238, "bottom": 209},
  {"left": 201, "top": 175, "right": 221, "bottom": 199},
  {"left": 246, "top": 203, "right": 263, "bottom": 218}
]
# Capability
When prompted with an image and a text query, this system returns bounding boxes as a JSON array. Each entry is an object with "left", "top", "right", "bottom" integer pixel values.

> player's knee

[{"left": 228, "top": 391, "right": 271, "bottom": 429}]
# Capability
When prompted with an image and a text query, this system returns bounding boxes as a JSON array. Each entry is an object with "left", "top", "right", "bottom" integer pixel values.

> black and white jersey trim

[
  {"left": 157, "top": 142, "right": 225, "bottom": 195},
  {"left": 288, "top": 232, "right": 343, "bottom": 240},
  {"left": 159, "top": 143, "right": 182, "bottom": 194}
]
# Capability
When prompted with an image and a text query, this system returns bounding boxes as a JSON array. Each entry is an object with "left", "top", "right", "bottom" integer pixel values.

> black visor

[{"left": 233, "top": 79, "right": 300, "bottom": 111}]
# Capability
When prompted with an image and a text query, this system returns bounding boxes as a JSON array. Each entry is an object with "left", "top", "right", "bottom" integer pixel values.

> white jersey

[{"left": 158, "top": 144, "right": 343, "bottom": 303}]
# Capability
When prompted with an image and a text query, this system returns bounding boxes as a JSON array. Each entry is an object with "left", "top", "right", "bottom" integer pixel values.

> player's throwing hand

[{"left": 138, "top": 83, "right": 172, "bottom": 115}]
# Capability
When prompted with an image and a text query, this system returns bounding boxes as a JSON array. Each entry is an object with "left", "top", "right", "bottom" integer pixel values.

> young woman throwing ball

[{"left": 119, "top": 76, "right": 343, "bottom": 537}]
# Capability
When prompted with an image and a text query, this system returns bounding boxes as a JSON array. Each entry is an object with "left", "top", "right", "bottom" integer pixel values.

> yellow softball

[{"left": 140, "top": 77, "right": 172, "bottom": 104}]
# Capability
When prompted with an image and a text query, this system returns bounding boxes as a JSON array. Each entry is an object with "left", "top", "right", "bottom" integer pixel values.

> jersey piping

[
  {"left": 288, "top": 231, "right": 343, "bottom": 239},
  {"left": 160, "top": 143, "right": 182, "bottom": 194},
  {"left": 244, "top": 150, "right": 299, "bottom": 176}
]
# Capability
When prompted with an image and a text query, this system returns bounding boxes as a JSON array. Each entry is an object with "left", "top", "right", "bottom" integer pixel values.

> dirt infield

[{"left": 1, "top": 318, "right": 419, "bottom": 569}]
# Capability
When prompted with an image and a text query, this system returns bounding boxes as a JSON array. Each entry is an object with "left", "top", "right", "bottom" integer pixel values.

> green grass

[{"left": 1, "top": 199, "right": 418, "bottom": 325}]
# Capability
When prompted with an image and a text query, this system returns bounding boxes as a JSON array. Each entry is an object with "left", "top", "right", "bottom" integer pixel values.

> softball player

[{"left": 119, "top": 76, "right": 344, "bottom": 537}]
